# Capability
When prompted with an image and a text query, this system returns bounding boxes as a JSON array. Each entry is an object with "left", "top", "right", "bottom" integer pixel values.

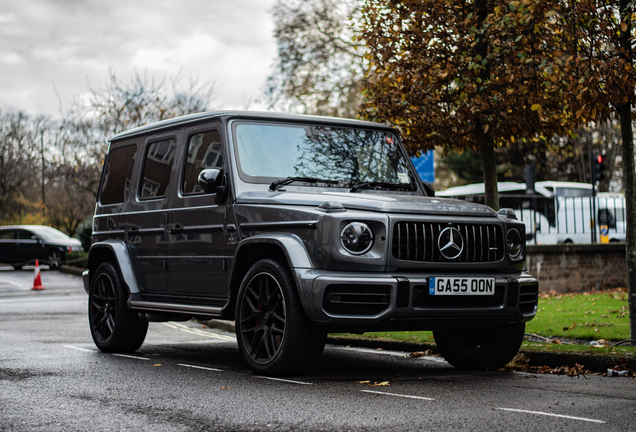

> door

[
  {"left": 167, "top": 127, "right": 228, "bottom": 296},
  {"left": 15, "top": 229, "right": 43, "bottom": 264},
  {"left": 0, "top": 229, "right": 17, "bottom": 264},
  {"left": 126, "top": 135, "right": 177, "bottom": 294}
]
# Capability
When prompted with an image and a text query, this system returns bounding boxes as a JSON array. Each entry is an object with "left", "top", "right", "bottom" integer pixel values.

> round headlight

[
  {"left": 507, "top": 228, "right": 523, "bottom": 260},
  {"left": 340, "top": 222, "right": 374, "bottom": 255}
]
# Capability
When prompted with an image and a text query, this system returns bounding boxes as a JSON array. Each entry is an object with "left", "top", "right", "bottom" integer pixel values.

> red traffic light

[{"left": 597, "top": 155, "right": 603, "bottom": 164}]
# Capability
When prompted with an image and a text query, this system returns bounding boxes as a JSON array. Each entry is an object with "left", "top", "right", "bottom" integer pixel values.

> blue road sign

[{"left": 411, "top": 150, "right": 435, "bottom": 183}]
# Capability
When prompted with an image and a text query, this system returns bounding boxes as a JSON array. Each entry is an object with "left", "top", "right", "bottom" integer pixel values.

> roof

[
  {"left": 110, "top": 110, "right": 394, "bottom": 141},
  {"left": 438, "top": 181, "right": 595, "bottom": 198}
]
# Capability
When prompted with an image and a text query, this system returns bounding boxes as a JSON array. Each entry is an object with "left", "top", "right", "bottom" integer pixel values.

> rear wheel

[
  {"left": 12, "top": 265, "right": 23, "bottom": 270},
  {"left": 47, "top": 251, "right": 62, "bottom": 270},
  {"left": 235, "top": 259, "right": 326, "bottom": 376},
  {"left": 88, "top": 262, "right": 148, "bottom": 352},
  {"left": 433, "top": 323, "right": 525, "bottom": 370}
]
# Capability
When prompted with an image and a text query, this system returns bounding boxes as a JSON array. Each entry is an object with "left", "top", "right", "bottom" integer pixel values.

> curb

[
  {"left": 58, "top": 265, "right": 85, "bottom": 276},
  {"left": 201, "top": 319, "right": 635, "bottom": 372}
]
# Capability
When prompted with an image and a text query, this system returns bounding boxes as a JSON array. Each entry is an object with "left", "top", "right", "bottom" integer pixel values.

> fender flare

[
  {"left": 84, "top": 240, "right": 141, "bottom": 295},
  {"left": 233, "top": 233, "right": 314, "bottom": 269}
]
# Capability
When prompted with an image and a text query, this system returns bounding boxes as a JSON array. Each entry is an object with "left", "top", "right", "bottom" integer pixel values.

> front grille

[
  {"left": 519, "top": 283, "right": 539, "bottom": 314},
  {"left": 412, "top": 284, "right": 505, "bottom": 308},
  {"left": 392, "top": 221, "right": 504, "bottom": 262},
  {"left": 323, "top": 284, "right": 391, "bottom": 316}
]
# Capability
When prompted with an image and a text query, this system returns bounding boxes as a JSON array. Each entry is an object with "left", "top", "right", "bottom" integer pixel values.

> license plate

[{"left": 428, "top": 277, "right": 495, "bottom": 296}]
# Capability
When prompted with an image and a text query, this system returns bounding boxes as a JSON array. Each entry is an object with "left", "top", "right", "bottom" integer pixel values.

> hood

[{"left": 235, "top": 191, "right": 497, "bottom": 217}]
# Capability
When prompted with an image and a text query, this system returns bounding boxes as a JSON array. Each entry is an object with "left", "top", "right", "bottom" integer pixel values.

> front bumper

[{"left": 293, "top": 269, "right": 538, "bottom": 332}]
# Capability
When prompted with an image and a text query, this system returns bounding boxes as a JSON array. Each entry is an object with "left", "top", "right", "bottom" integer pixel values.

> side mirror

[
  {"left": 198, "top": 168, "right": 229, "bottom": 204},
  {"left": 198, "top": 169, "right": 223, "bottom": 193},
  {"left": 421, "top": 181, "right": 435, "bottom": 197}
]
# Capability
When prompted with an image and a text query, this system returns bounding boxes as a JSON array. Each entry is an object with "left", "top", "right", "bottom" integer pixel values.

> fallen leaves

[
  {"left": 407, "top": 349, "right": 438, "bottom": 358},
  {"left": 603, "top": 357, "right": 635, "bottom": 377},
  {"left": 357, "top": 380, "right": 390, "bottom": 386},
  {"left": 503, "top": 353, "right": 590, "bottom": 377}
]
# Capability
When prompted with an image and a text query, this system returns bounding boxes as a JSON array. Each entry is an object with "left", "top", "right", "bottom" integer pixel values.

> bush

[
  {"left": 66, "top": 252, "right": 88, "bottom": 269},
  {"left": 76, "top": 218, "right": 93, "bottom": 252}
]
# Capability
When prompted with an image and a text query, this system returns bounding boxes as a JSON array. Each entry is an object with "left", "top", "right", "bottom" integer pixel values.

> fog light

[{"left": 340, "top": 222, "right": 374, "bottom": 255}]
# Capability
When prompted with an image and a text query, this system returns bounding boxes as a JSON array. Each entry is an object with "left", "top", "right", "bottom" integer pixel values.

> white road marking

[
  {"left": 255, "top": 376, "right": 313, "bottom": 385},
  {"left": 0, "top": 278, "right": 24, "bottom": 287},
  {"left": 112, "top": 353, "right": 150, "bottom": 361},
  {"left": 63, "top": 345, "right": 97, "bottom": 353},
  {"left": 361, "top": 390, "right": 435, "bottom": 401},
  {"left": 178, "top": 363, "right": 223, "bottom": 372},
  {"left": 329, "top": 346, "right": 407, "bottom": 357},
  {"left": 329, "top": 345, "right": 449, "bottom": 364},
  {"left": 162, "top": 322, "right": 236, "bottom": 341},
  {"left": 0, "top": 293, "right": 85, "bottom": 302},
  {"left": 498, "top": 408, "right": 606, "bottom": 424}
]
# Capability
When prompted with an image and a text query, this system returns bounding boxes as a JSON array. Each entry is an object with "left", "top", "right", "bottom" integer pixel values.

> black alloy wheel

[
  {"left": 47, "top": 251, "right": 62, "bottom": 270},
  {"left": 89, "top": 271, "right": 117, "bottom": 344},
  {"left": 88, "top": 262, "right": 148, "bottom": 352},
  {"left": 236, "top": 259, "right": 326, "bottom": 376},
  {"left": 239, "top": 271, "right": 287, "bottom": 364}
]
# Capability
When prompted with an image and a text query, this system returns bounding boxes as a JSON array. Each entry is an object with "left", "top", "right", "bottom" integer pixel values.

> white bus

[{"left": 438, "top": 181, "right": 625, "bottom": 244}]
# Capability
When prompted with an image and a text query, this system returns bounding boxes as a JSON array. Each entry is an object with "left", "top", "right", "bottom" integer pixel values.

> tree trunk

[
  {"left": 618, "top": 105, "right": 636, "bottom": 342},
  {"left": 619, "top": 0, "right": 636, "bottom": 343},
  {"left": 481, "top": 146, "right": 499, "bottom": 211}
]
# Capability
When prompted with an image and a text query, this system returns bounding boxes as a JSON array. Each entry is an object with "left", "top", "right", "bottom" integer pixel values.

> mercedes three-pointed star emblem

[{"left": 438, "top": 227, "right": 464, "bottom": 260}]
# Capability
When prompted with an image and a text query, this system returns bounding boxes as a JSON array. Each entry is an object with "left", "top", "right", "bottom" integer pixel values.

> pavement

[{"left": 202, "top": 319, "right": 636, "bottom": 372}]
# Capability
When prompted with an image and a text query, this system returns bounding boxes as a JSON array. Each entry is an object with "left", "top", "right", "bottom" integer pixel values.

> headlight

[
  {"left": 507, "top": 228, "right": 523, "bottom": 260},
  {"left": 340, "top": 222, "right": 374, "bottom": 255}
]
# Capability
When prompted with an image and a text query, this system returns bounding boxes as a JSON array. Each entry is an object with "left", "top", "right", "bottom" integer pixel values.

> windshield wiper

[
  {"left": 269, "top": 177, "right": 341, "bottom": 191},
  {"left": 350, "top": 181, "right": 416, "bottom": 193}
]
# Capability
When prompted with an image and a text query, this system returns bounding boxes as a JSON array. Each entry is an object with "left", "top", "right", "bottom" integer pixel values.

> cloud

[{"left": 0, "top": 0, "right": 277, "bottom": 116}]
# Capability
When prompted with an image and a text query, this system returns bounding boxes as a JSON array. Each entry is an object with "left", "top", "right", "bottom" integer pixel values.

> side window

[
  {"left": 100, "top": 145, "right": 138, "bottom": 205},
  {"left": 182, "top": 131, "right": 223, "bottom": 195},
  {"left": 140, "top": 138, "right": 177, "bottom": 199},
  {"left": 16, "top": 230, "right": 35, "bottom": 240},
  {"left": 0, "top": 230, "right": 14, "bottom": 240}
]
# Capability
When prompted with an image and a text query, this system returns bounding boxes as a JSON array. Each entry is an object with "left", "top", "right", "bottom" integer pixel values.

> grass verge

[{"left": 330, "top": 288, "right": 635, "bottom": 355}]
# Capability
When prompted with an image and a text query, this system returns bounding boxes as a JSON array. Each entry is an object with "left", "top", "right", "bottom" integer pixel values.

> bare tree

[{"left": 267, "top": 0, "right": 365, "bottom": 118}]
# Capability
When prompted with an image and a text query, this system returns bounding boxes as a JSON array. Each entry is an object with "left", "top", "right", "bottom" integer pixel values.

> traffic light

[{"left": 591, "top": 154, "right": 606, "bottom": 183}]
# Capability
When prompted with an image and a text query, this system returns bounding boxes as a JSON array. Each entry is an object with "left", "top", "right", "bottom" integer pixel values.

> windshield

[
  {"left": 30, "top": 226, "right": 72, "bottom": 242},
  {"left": 234, "top": 123, "right": 415, "bottom": 188}
]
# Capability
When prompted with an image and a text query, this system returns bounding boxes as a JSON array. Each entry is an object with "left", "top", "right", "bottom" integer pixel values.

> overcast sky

[{"left": 0, "top": 0, "right": 278, "bottom": 118}]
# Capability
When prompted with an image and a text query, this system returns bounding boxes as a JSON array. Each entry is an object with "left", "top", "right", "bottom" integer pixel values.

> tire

[
  {"left": 88, "top": 262, "right": 148, "bottom": 352},
  {"left": 47, "top": 251, "right": 63, "bottom": 270},
  {"left": 433, "top": 323, "right": 525, "bottom": 370},
  {"left": 12, "top": 265, "right": 23, "bottom": 270},
  {"left": 235, "top": 258, "right": 326, "bottom": 376}
]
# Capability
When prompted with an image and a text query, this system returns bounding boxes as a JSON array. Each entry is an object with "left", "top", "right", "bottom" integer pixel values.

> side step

[{"left": 129, "top": 301, "right": 222, "bottom": 317}]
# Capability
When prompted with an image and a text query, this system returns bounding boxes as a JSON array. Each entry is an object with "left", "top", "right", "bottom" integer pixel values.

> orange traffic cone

[{"left": 31, "top": 259, "right": 45, "bottom": 291}]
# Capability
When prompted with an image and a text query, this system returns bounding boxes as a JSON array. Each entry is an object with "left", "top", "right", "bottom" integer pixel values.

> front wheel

[
  {"left": 88, "top": 262, "right": 148, "bottom": 352},
  {"left": 433, "top": 323, "right": 525, "bottom": 370},
  {"left": 235, "top": 259, "right": 326, "bottom": 376}
]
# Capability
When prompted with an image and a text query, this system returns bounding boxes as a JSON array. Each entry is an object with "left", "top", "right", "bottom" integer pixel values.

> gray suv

[{"left": 85, "top": 111, "right": 538, "bottom": 375}]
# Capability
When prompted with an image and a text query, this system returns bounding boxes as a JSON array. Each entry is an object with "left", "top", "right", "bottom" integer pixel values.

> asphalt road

[{"left": 1, "top": 267, "right": 635, "bottom": 431}]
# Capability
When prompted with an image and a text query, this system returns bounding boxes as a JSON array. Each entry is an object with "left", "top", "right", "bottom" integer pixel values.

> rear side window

[
  {"left": 16, "top": 230, "right": 36, "bottom": 240},
  {"left": 140, "top": 139, "right": 176, "bottom": 199},
  {"left": 100, "top": 145, "right": 138, "bottom": 205},
  {"left": 182, "top": 131, "right": 223, "bottom": 194},
  {"left": 0, "top": 230, "right": 13, "bottom": 240}
]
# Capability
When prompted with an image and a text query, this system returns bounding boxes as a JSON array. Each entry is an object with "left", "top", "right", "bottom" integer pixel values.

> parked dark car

[
  {"left": 84, "top": 111, "right": 538, "bottom": 376},
  {"left": 0, "top": 225, "right": 83, "bottom": 270}
]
